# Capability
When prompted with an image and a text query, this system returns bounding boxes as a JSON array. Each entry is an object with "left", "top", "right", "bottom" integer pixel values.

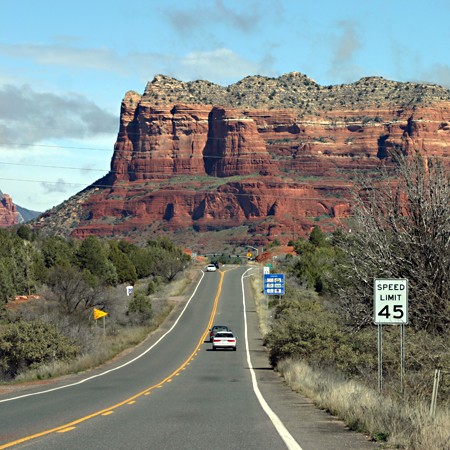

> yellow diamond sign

[{"left": 93, "top": 308, "right": 108, "bottom": 320}]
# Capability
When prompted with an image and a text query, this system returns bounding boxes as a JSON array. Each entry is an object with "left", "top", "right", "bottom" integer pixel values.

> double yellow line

[{"left": 0, "top": 271, "right": 225, "bottom": 449}]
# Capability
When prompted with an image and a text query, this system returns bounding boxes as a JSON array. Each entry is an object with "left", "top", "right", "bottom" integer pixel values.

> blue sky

[{"left": 1, "top": 0, "right": 449, "bottom": 211}]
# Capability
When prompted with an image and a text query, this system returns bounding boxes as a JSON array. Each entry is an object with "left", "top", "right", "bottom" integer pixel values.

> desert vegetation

[
  {"left": 0, "top": 232, "right": 191, "bottom": 381},
  {"left": 259, "top": 152, "right": 449, "bottom": 449}
]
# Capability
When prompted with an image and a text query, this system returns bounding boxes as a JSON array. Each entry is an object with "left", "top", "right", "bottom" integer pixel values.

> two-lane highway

[
  {"left": 0, "top": 266, "right": 378, "bottom": 449},
  {"left": 0, "top": 267, "right": 291, "bottom": 449}
]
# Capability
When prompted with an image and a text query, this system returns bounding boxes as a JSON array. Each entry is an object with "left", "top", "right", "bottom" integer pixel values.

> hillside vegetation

[
  {"left": 0, "top": 231, "right": 190, "bottom": 381},
  {"left": 144, "top": 73, "right": 450, "bottom": 113},
  {"left": 258, "top": 153, "right": 449, "bottom": 449}
]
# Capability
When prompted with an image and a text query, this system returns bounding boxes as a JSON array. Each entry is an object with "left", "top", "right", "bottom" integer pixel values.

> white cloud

[
  {"left": 41, "top": 178, "right": 71, "bottom": 194},
  {"left": 0, "top": 84, "right": 118, "bottom": 147},
  {"left": 179, "top": 48, "right": 262, "bottom": 84},
  {"left": 420, "top": 63, "right": 450, "bottom": 89},
  {"left": 0, "top": 40, "right": 262, "bottom": 86},
  {"left": 327, "top": 20, "right": 364, "bottom": 83},
  {"left": 0, "top": 43, "right": 122, "bottom": 73},
  {"left": 160, "top": 0, "right": 265, "bottom": 36}
]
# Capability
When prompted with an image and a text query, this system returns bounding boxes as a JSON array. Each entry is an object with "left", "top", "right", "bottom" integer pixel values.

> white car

[
  {"left": 212, "top": 331, "right": 237, "bottom": 351},
  {"left": 205, "top": 264, "right": 217, "bottom": 272}
]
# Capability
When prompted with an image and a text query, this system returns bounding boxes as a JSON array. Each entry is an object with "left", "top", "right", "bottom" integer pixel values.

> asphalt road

[{"left": 0, "top": 266, "right": 379, "bottom": 450}]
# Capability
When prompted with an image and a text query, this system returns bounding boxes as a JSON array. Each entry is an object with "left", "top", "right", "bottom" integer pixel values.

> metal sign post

[
  {"left": 400, "top": 324, "right": 405, "bottom": 394},
  {"left": 378, "top": 324, "right": 383, "bottom": 392},
  {"left": 374, "top": 279, "right": 408, "bottom": 394}
]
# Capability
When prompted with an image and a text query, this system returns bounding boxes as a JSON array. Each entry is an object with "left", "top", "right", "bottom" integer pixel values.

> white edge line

[
  {"left": 241, "top": 268, "right": 302, "bottom": 450},
  {"left": 0, "top": 270, "right": 206, "bottom": 403}
]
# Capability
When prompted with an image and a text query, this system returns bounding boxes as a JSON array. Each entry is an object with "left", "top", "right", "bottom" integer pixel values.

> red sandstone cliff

[
  {"left": 34, "top": 74, "right": 450, "bottom": 248},
  {"left": 0, "top": 193, "right": 21, "bottom": 227}
]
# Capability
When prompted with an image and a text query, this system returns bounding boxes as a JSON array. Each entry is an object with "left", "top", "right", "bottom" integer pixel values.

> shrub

[
  {"left": 264, "top": 297, "right": 345, "bottom": 367},
  {"left": 0, "top": 320, "right": 79, "bottom": 380},
  {"left": 127, "top": 290, "right": 153, "bottom": 325}
]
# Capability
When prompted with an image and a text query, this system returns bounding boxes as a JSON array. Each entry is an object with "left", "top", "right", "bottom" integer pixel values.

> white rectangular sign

[{"left": 374, "top": 279, "right": 408, "bottom": 324}]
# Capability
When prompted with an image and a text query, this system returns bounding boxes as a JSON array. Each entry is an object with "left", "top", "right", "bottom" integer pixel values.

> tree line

[
  {"left": 0, "top": 231, "right": 190, "bottom": 380},
  {"left": 266, "top": 153, "right": 449, "bottom": 401}
]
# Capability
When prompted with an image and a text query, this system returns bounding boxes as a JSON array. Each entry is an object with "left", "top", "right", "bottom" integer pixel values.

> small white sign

[
  {"left": 126, "top": 286, "right": 134, "bottom": 296},
  {"left": 263, "top": 266, "right": 270, "bottom": 274},
  {"left": 374, "top": 279, "right": 408, "bottom": 324}
]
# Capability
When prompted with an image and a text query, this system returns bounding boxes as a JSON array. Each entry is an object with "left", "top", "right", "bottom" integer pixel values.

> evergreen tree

[{"left": 108, "top": 241, "right": 137, "bottom": 284}]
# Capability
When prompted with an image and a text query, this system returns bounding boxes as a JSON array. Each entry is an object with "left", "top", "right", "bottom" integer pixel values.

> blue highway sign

[{"left": 264, "top": 273, "right": 285, "bottom": 295}]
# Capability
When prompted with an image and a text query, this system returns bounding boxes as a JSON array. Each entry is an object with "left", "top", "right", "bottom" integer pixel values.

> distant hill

[
  {"left": 0, "top": 190, "right": 41, "bottom": 226},
  {"left": 16, "top": 204, "right": 41, "bottom": 222}
]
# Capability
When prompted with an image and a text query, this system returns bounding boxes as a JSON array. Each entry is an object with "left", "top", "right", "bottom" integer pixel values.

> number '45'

[{"left": 378, "top": 305, "right": 404, "bottom": 319}]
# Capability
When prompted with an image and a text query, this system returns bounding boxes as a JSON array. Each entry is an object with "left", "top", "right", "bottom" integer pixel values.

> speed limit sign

[{"left": 374, "top": 279, "right": 408, "bottom": 324}]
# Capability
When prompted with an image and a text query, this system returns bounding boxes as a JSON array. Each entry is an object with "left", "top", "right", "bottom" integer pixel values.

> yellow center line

[
  {"left": 56, "top": 427, "right": 76, "bottom": 433},
  {"left": 0, "top": 270, "right": 228, "bottom": 449}
]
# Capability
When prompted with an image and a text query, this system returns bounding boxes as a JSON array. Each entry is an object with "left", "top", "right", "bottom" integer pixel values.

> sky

[{"left": 1, "top": 0, "right": 449, "bottom": 212}]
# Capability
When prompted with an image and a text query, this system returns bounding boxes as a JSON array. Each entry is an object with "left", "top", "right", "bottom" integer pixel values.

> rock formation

[
  {"left": 0, "top": 193, "right": 22, "bottom": 226},
  {"left": 34, "top": 73, "right": 450, "bottom": 248}
]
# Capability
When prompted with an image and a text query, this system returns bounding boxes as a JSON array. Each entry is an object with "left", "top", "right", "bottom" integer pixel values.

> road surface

[{"left": 0, "top": 266, "right": 379, "bottom": 449}]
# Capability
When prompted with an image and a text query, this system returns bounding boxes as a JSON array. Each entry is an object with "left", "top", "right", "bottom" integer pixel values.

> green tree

[
  {"left": 108, "top": 241, "right": 137, "bottom": 284},
  {"left": 129, "top": 247, "right": 156, "bottom": 278},
  {"left": 149, "top": 247, "right": 187, "bottom": 281},
  {"left": 291, "top": 229, "right": 340, "bottom": 293},
  {"left": 308, "top": 225, "right": 327, "bottom": 247},
  {"left": 127, "top": 290, "right": 152, "bottom": 323},
  {"left": 40, "top": 236, "right": 75, "bottom": 269},
  {"left": 76, "top": 236, "right": 118, "bottom": 286},
  {"left": 147, "top": 236, "right": 178, "bottom": 252},
  {"left": 16, "top": 225, "right": 32, "bottom": 241},
  {"left": 264, "top": 294, "right": 345, "bottom": 367},
  {"left": 146, "top": 280, "right": 156, "bottom": 295},
  {"left": 0, "top": 260, "right": 15, "bottom": 306},
  {"left": 0, "top": 232, "right": 38, "bottom": 296}
]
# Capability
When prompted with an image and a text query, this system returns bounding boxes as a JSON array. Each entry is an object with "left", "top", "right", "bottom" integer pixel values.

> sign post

[
  {"left": 374, "top": 279, "right": 408, "bottom": 393},
  {"left": 93, "top": 308, "right": 108, "bottom": 336}
]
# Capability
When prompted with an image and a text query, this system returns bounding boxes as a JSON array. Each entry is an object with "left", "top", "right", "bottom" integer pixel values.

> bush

[
  {"left": 0, "top": 320, "right": 79, "bottom": 380},
  {"left": 127, "top": 290, "right": 153, "bottom": 324},
  {"left": 146, "top": 281, "right": 156, "bottom": 295},
  {"left": 264, "top": 296, "right": 345, "bottom": 367}
]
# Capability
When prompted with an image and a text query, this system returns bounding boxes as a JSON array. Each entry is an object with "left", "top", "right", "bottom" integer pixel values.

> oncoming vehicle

[
  {"left": 209, "top": 325, "right": 230, "bottom": 342},
  {"left": 212, "top": 331, "right": 237, "bottom": 351},
  {"left": 205, "top": 264, "right": 217, "bottom": 272}
]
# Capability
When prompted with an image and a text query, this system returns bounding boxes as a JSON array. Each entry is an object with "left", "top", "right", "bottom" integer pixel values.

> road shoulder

[{"left": 244, "top": 270, "right": 381, "bottom": 450}]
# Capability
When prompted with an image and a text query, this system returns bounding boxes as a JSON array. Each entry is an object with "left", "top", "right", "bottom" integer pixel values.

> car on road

[
  {"left": 205, "top": 264, "right": 217, "bottom": 272},
  {"left": 212, "top": 331, "right": 237, "bottom": 351},
  {"left": 209, "top": 325, "right": 230, "bottom": 342}
]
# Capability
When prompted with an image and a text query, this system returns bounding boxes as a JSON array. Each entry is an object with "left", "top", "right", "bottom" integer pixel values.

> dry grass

[
  {"left": 249, "top": 274, "right": 450, "bottom": 450},
  {"left": 15, "top": 326, "right": 153, "bottom": 383},
  {"left": 277, "top": 359, "right": 450, "bottom": 450},
  {"left": 160, "top": 269, "right": 199, "bottom": 297},
  {"left": 12, "top": 269, "right": 201, "bottom": 384},
  {"left": 250, "top": 270, "right": 271, "bottom": 336}
]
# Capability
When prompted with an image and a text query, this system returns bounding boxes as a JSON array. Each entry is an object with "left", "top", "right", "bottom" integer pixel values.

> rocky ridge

[{"left": 143, "top": 73, "right": 450, "bottom": 112}]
